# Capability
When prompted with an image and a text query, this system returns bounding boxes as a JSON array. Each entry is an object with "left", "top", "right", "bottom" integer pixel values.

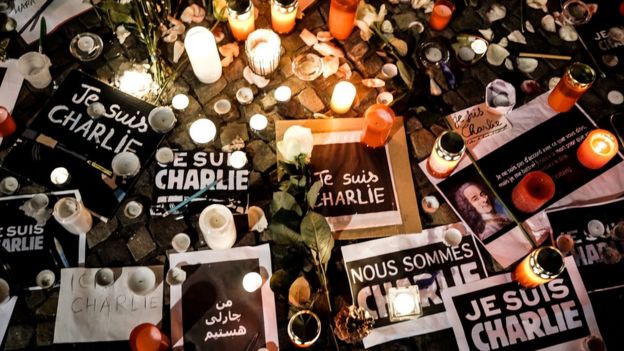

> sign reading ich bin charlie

[{"left": 4, "top": 70, "right": 165, "bottom": 219}]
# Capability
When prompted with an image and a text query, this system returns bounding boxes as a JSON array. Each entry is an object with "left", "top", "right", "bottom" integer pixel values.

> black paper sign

[
  {"left": 151, "top": 151, "right": 249, "bottom": 215},
  {"left": 309, "top": 139, "right": 400, "bottom": 231},
  {"left": 575, "top": 0, "right": 624, "bottom": 71},
  {"left": 546, "top": 198, "right": 624, "bottom": 292},
  {"left": 181, "top": 259, "right": 264, "bottom": 351},
  {"left": 3, "top": 70, "right": 165, "bottom": 218},
  {"left": 0, "top": 191, "right": 84, "bottom": 287},
  {"left": 0, "top": 67, "right": 6, "bottom": 84}
]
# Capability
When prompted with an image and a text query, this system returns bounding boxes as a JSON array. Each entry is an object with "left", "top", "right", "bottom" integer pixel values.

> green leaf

[
  {"left": 268, "top": 222, "right": 303, "bottom": 246},
  {"left": 271, "top": 191, "right": 302, "bottom": 216},
  {"left": 300, "top": 212, "right": 334, "bottom": 266},
  {"left": 307, "top": 180, "right": 323, "bottom": 209},
  {"left": 397, "top": 59, "right": 414, "bottom": 90}
]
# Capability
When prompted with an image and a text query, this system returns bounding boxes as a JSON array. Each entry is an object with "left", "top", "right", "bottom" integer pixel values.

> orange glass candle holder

[
  {"left": 512, "top": 246, "right": 565, "bottom": 288},
  {"left": 511, "top": 171, "right": 555, "bottom": 213},
  {"left": 548, "top": 62, "right": 596, "bottom": 113},
  {"left": 429, "top": 0, "right": 455, "bottom": 31},
  {"left": 228, "top": 0, "right": 255, "bottom": 41},
  {"left": 272, "top": 0, "right": 298, "bottom": 34},
  {"left": 361, "top": 104, "right": 395, "bottom": 148},
  {"left": 0, "top": 106, "right": 17, "bottom": 138},
  {"left": 129, "top": 323, "right": 170, "bottom": 351},
  {"left": 329, "top": 0, "right": 359, "bottom": 41},
  {"left": 577, "top": 129, "right": 619, "bottom": 169},
  {"left": 426, "top": 131, "right": 465, "bottom": 178}
]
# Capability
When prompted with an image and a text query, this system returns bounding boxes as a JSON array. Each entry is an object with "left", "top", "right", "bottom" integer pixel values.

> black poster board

[
  {"left": 0, "top": 67, "right": 6, "bottom": 84},
  {"left": 3, "top": 70, "right": 165, "bottom": 219},
  {"left": 151, "top": 151, "right": 250, "bottom": 216},
  {"left": 0, "top": 190, "right": 84, "bottom": 287},
  {"left": 181, "top": 259, "right": 265, "bottom": 350},
  {"left": 575, "top": 0, "right": 624, "bottom": 71},
  {"left": 546, "top": 198, "right": 624, "bottom": 292}
]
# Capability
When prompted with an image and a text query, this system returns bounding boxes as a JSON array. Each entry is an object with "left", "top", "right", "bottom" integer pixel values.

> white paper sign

[
  {"left": 0, "top": 297, "right": 18, "bottom": 345},
  {"left": 442, "top": 257, "right": 601, "bottom": 351},
  {"left": 446, "top": 103, "right": 511, "bottom": 145},
  {"left": 0, "top": 59, "right": 24, "bottom": 113},
  {"left": 53, "top": 266, "right": 164, "bottom": 343}
]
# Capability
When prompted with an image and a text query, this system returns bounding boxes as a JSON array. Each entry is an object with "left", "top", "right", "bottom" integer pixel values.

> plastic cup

[{"left": 17, "top": 52, "right": 52, "bottom": 89}]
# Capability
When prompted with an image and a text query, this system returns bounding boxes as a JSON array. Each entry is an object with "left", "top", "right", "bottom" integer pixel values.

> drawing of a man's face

[{"left": 463, "top": 184, "right": 493, "bottom": 214}]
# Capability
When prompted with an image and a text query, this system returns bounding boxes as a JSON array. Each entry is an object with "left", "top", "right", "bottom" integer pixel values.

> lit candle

[
  {"left": 271, "top": 0, "right": 298, "bottom": 34},
  {"left": 0, "top": 106, "right": 17, "bottom": 137},
  {"left": 53, "top": 197, "right": 93, "bottom": 235},
  {"left": 199, "top": 204, "right": 237, "bottom": 249},
  {"left": 511, "top": 171, "right": 556, "bottom": 213},
  {"left": 229, "top": 150, "right": 248, "bottom": 169},
  {"left": 576, "top": 129, "right": 619, "bottom": 170},
  {"left": 228, "top": 0, "right": 255, "bottom": 41},
  {"left": 236, "top": 87, "right": 254, "bottom": 105},
  {"left": 242, "top": 272, "right": 263, "bottom": 292},
  {"left": 393, "top": 292, "right": 416, "bottom": 315},
  {"left": 274, "top": 86, "right": 292, "bottom": 103},
  {"left": 172, "top": 94, "right": 189, "bottom": 110},
  {"left": 429, "top": 0, "right": 455, "bottom": 31},
  {"left": 330, "top": 81, "right": 356, "bottom": 114},
  {"left": 426, "top": 131, "right": 465, "bottom": 178},
  {"left": 249, "top": 113, "right": 268, "bottom": 132},
  {"left": 213, "top": 98, "right": 232, "bottom": 116},
  {"left": 512, "top": 246, "right": 564, "bottom": 288},
  {"left": 184, "top": 27, "right": 222, "bottom": 84},
  {"left": 50, "top": 167, "right": 70, "bottom": 186},
  {"left": 189, "top": 118, "right": 217, "bottom": 144},
  {"left": 387, "top": 285, "right": 422, "bottom": 322},
  {"left": 245, "top": 29, "right": 282, "bottom": 76},
  {"left": 361, "top": 104, "right": 396, "bottom": 148}
]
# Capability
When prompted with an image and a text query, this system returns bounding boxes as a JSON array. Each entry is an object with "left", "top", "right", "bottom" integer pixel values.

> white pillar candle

[
  {"left": 53, "top": 197, "right": 93, "bottom": 235},
  {"left": 172, "top": 94, "right": 189, "bottom": 110},
  {"left": 274, "top": 86, "right": 292, "bottom": 103},
  {"left": 184, "top": 27, "right": 222, "bottom": 84},
  {"left": 330, "top": 81, "right": 356, "bottom": 114},
  {"left": 229, "top": 151, "right": 248, "bottom": 169},
  {"left": 199, "top": 204, "right": 237, "bottom": 249},
  {"left": 249, "top": 113, "right": 268, "bottom": 132},
  {"left": 189, "top": 118, "right": 217, "bottom": 144},
  {"left": 245, "top": 29, "right": 282, "bottom": 76}
]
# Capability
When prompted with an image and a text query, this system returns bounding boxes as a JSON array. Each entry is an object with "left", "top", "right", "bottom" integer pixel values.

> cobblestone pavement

[{"left": 0, "top": 0, "right": 622, "bottom": 350}]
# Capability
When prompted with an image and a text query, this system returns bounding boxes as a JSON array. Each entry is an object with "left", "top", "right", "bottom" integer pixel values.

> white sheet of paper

[
  {"left": 446, "top": 103, "right": 511, "bottom": 145},
  {"left": 169, "top": 244, "right": 278, "bottom": 350},
  {"left": 53, "top": 266, "right": 164, "bottom": 343},
  {"left": 10, "top": 0, "right": 92, "bottom": 44},
  {"left": 0, "top": 59, "right": 24, "bottom": 112},
  {"left": 0, "top": 297, "right": 18, "bottom": 345}
]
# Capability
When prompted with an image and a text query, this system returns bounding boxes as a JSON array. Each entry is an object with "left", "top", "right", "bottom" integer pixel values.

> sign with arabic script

[{"left": 169, "top": 245, "right": 278, "bottom": 350}]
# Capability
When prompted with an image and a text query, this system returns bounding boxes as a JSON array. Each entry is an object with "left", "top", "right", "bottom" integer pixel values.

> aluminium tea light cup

[
  {"left": 274, "top": 86, "right": 292, "bottom": 103},
  {"left": 53, "top": 197, "right": 93, "bottom": 234},
  {"left": 36, "top": 270, "right": 56, "bottom": 289},
  {"left": 166, "top": 267, "right": 187, "bottom": 285},
  {"left": 148, "top": 106, "right": 177, "bottom": 133},
  {"left": 0, "top": 176, "right": 19, "bottom": 195},
  {"left": 128, "top": 267, "right": 157, "bottom": 296},
  {"left": 171, "top": 94, "right": 189, "bottom": 111},
  {"left": 587, "top": 219, "right": 605, "bottom": 238},
  {"left": 380, "top": 63, "right": 398, "bottom": 80},
  {"left": 171, "top": 233, "right": 191, "bottom": 253},
  {"left": 376, "top": 92, "right": 394, "bottom": 105},
  {"left": 24, "top": 194, "right": 49, "bottom": 213},
  {"left": 86, "top": 102, "right": 105, "bottom": 119},
  {"left": 199, "top": 204, "right": 237, "bottom": 250},
  {"left": 229, "top": 151, "right": 248, "bottom": 169},
  {"left": 213, "top": 99, "right": 232, "bottom": 116},
  {"left": 249, "top": 113, "right": 268, "bottom": 132},
  {"left": 189, "top": 118, "right": 217, "bottom": 144},
  {"left": 95, "top": 268, "right": 115, "bottom": 287},
  {"left": 236, "top": 87, "right": 254, "bottom": 105},
  {"left": 155, "top": 147, "right": 174, "bottom": 166},
  {"left": 111, "top": 152, "right": 141, "bottom": 178},
  {"left": 443, "top": 228, "right": 463, "bottom": 247},
  {"left": 242, "top": 272, "right": 263, "bottom": 292},
  {"left": 50, "top": 167, "right": 70, "bottom": 186},
  {"left": 421, "top": 196, "right": 440, "bottom": 214},
  {"left": 123, "top": 201, "right": 143, "bottom": 219}
]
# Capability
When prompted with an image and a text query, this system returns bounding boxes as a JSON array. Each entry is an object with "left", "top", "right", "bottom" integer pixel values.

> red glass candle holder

[
  {"left": 360, "top": 104, "right": 395, "bottom": 148},
  {"left": 429, "top": 0, "right": 455, "bottom": 31},
  {"left": 577, "top": 129, "right": 619, "bottom": 169},
  {"left": 548, "top": 62, "right": 595, "bottom": 113},
  {"left": 0, "top": 106, "right": 17, "bottom": 138},
  {"left": 329, "top": 0, "right": 359, "bottom": 40},
  {"left": 129, "top": 323, "right": 170, "bottom": 351},
  {"left": 512, "top": 246, "right": 565, "bottom": 288},
  {"left": 511, "top": 171, "right": 555, "bottom": 213}
]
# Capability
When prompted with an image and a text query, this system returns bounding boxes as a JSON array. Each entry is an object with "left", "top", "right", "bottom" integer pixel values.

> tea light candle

[
  {"left": 512, "top": 246, "right": 564, "bottom": 288},
  {"left": 274, "top": 86, "right": 292, "bottom": 103},
  {"left": 95, "top": 268, "right": 115, "bottom": 287},
  {"left": 189, "top": 118, "right": 217, "bottom": 144},
  {"left": 387, "top": 285, "right": 422, "bottom": 322},
  {"left": 271, "top": 0, "right": 298, "bottom": 34},
  {"left": 50, "top": 167, "right": 70, "bottom": 186},
  {"left": 236, "top": 87, "right": 254, "bottom": 105},
  {"left": 199, "top": 204, "right": 237, "bottom": 249},
  {"left": 229, "top": 151, "right": 248, "bottom": 169},
  {"left": 172, "top": 94, "right": 189, "bottom": 110},
  {"left": 330, "top": 81, "right": 356, "bottom": 114},
  {"left": 245, "top": 29, "right": 282, "bottom": 76},
  {"left": 577, "top": 129, "right": 619, "bottom": 170},
  {"left": 242, "top": 272, "right": 263, "bottom": 292},
  {"left": 171, "top": 233, "right": 191, "bottom": 253},
  {"left": 53, "top": 197, "right": 93, "bottom": 234},
  {"left": 127, "top": 267, "right": 156, "bottom": 295},
  {"left": 36, "top": 270, "right": 56, "bottom": 289},
  {"left": 213, "top": 99, "right": 232, "bottom": 116},
  {"left": 166, "top": 267, "right": 187, "bottom": 285},
  {"left": 426, "top": 131, "right": 465, "bottom": 178},
  {"left": 249, "top": 113, "right": 268, "bottom": 132},
  {"left": 184, "top": 27, "right": 222, "bottom": 84},
  {"left": 0, "top": 106, "right": 17, "bottom": 137}
]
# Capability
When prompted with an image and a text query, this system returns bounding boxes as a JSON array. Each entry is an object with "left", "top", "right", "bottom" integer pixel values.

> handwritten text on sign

[{"left": 447, "top": 104, "right": 510, "bottom": 145}]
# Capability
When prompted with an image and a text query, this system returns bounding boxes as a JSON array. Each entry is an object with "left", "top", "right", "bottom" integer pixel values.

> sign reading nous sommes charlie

[
  {"left": 309, "top": 131, "right": 401, "bottom": 232},
  {"left": 341, "top": 225, "right": 488, "bottom": 348},
  {"left": 441, "top": 257, "right": 601, "bottom": 351},
  {"left": 4, "top": 70, "right": 165, "bottom": 218}
]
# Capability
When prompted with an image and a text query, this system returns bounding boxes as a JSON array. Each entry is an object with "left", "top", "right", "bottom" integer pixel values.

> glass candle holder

[
  {"left": 199, "top": 204, "right": 237, "bottom": 249},
  {"left": 330, "top": 81, "right": 356, "bottom": 114},
  {"left": 329, "top": 0, "right": 359, "bottom": 40},
  {"left": 287, "top": 310, "right": 322, "bottom": 348},
  {"left": 426, "top": 131, "right": 465, "bottom": 178},
  {"left": 511, "top": 171, "right": 556, "bottom": 213},
  {"left": 245, "top": 29, "right": 282, "bottom": 76},
  {"left": 53, "top": 197, "right": 93, "bottom": 235},
  {"left": 361, "top": 104, "right": 395, "bottom": 148},
  {"left": 429, "top": 0, "right": 455, "bottom": 31},
  {"left": 272, "top": 0, "right": 298, "bottom": 34},
  {"left": 513, "top": 246, "right": 565, "bottom": 288},
  {"left": 387, "top": 285, "right": 423, "bottom": 322},
  {"left": 69, "top": 32, "right": 104, "bottom": 62},
  {"left": 548, "top": 62, "right": 596, "bottom": 113},
  {"left": 561, "top": 0, "right": 593, "bottom": 26},
  {"left": 129, "top": 323, "right": 170, "bottom": 351},
  {"left": 576, "top": 129, "right": 619, "bottom": 169},
  {"left": 0, "top": 106, "right": 16, "bottom": 137},
  {"left": 228, "top": 0, "right": 255, "bottom": 41}
]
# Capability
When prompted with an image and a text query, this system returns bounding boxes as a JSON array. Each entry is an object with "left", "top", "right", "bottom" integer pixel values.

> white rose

[{"left": 277, "top": 126, "right": 313, "bottom": 164}]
